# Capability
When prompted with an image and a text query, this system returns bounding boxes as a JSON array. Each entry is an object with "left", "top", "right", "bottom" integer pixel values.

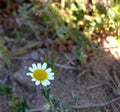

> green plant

[
  {"left": 32, "top": 0, "right": 94, "bottom": 61},
  {"left": 40, "top": 87, "right": 80, "bottom": 112},
  {"left": 9, "top": 97, "right": 30, "bottom": 112},
  {"left": 0, "top": 44, "right": 11, "bottom": 68},
  {"left": 32, "top": 0, "right": 120, "bottom": 61},
  {"left": 18, "top": 3, "right": 32, "bottom": 20},
  {"left": 13, "top": 3, "right": 41, "bottom": 42},
  {"left": 0, "top": 83, "right": 12, "bottom": 98},
  {"left": 0, "top": 83, "right": 29, "bottom": 112},
  {"left": 107, "top": 3, "right": 120, "bottom": 41}
]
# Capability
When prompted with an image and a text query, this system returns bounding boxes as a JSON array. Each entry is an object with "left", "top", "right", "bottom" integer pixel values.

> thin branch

[
  {"left": 12, "top": 57, "right": 79, "bottom": 70},
  {"left": 86, "top": 83, "right": 103, "bottom": 90},
  {"left": 73, "top": 97, "right": 120, "bottom": 109},
  {"left": 29, "top": 108, "right": 42, "bottom": 112}
]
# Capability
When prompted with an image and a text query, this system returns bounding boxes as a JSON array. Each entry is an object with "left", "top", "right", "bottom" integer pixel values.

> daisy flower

[{"left": 26, "top": 62, "right": 54, "bottom": 86}]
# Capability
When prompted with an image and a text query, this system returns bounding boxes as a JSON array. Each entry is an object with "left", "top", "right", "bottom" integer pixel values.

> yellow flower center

[{"left": 33, "top": 69, "right": 48, "bottom": 81}]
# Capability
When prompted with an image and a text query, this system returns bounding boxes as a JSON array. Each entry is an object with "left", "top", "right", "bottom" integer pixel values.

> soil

[
  {"left": 0, "top": 1, "right": 120, "bottom": 112},
  {"left": 0, "top": 37, "right": 120, "bottom": 112}
]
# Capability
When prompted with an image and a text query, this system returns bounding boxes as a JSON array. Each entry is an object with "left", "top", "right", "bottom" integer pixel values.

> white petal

[
  {"left": 26, "top": 72, "right": 32, "bottom": 76},
  {"left": 41, "top": 80, "right": 50, "bottom": 86},
  {"left": 28, "top": 67, "right": 34, "bottom": 72},
  {"left": 48, "top": 73, "right": 54, "bottom": 76},
  {"left": 31, "top": 74, "right": 34, "bottom": 78},
  {"left": 32, "top": 63, "right": 37, "bottom": 70},
  {"left": 37, "top": 63, "right": 42, "bottom": 68},
  {"left": 41, "top": 63, "right": 47, "bottom": 70},
  {"left": 46, "top": 68, "right": 52, "bottom": 73},
  {"left": 31, "top": 78, "right": 36, "bottom": 82},
  {"left": 35, "top": 81, "right": 40, "bottom": 85},
  {"left": 48, "top": 74, "right": 54, "bottom": 80}
]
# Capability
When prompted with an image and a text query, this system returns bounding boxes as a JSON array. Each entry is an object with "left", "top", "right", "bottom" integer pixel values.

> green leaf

[
  {"left": 56, "top": 24, "right": 67, "bottom": 38},
  {"left": 15, "top": 100, "right": 30, "bottom": 112},
  {"left": 0, "top": 83, "right": 12, "bottom": 97}
]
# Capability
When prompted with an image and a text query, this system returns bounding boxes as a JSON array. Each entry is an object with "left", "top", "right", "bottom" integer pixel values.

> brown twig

[
  {"left": 86, "top": 83, "right": 103, "bottom": 90},
  {"left": 12, "top": 57, "right": 79, "bottom": 70},
  {"left": 29, "top": 108, "right": 42, "bottom": 112},
  {"left": 73, "top": 97, "right": 120, "bottom": 109}
]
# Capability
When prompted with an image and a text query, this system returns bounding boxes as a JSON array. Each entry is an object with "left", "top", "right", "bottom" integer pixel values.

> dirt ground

[
  {"left": 0, "top": 1, "right": 120, "bottom": 112},
  {"left": 0, "top": 36, "right": 120, "bottom": 112}
]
